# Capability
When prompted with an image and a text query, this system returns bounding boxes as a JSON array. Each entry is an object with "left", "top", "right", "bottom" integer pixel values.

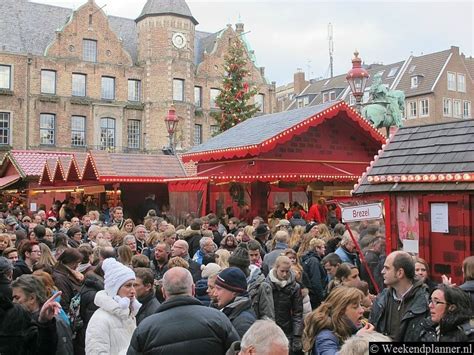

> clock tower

[{"left": 136, "top": 0, "right": 198, "bottom": 151}]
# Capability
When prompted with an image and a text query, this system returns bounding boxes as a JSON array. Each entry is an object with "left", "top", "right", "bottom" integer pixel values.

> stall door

[{"left": 420, "top": 195, "right": 470, "bottom": 285}]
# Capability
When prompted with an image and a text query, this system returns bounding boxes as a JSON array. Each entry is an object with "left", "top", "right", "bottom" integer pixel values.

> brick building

[
  {"left": 0, "top": 0, "right": 274, "bottom": 153},
  {"left": 277, "top": 46, "right": 473, "bottom": 126}
]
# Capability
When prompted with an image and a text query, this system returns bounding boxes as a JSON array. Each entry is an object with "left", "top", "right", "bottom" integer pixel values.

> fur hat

[
  {"left": 229, "top": 243, "right": 250, "bottom": 269},
  {"left": 253, "top": 224, "right": 270, "bottom": 239},
  {"left": 305, "top": 221, "right": 318, "bottom": 234},
  {"left": 102, "top": 258, "right": 136, "bottom": 297},
  {"left": 215, "top": 267, "right": 247, "bottom": 294}
]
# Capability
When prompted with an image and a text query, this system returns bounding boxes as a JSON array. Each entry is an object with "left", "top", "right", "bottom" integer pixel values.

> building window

[
  {"left": 443, "top": 98, "right": 452, "bottom": 117},
  {"left": 463, "top": 101, "right": 471, "bottom": 118},
  {"left": 194, "top": 86, "right": 202, "bottom": 107},
  {"left": 447, "top": 72, "right": 456, "bottom": 91},
  {"left": 40, "top": 113, "right": 55, "bottom": 145},
  {"left": 453, "top": 100, "right": 462, "bottom": 118},
  {"left": 457, "top": 74, "right": 466, "bottom": 92},
  {"left": 329, "top": 91, "right": 336, "bottom": 101},
  {"left": 128, "top": 80, "right": 141, "bottom": 102},
  {"left": 127, "top": 120, "right": 140, "bottom": 149},
  {"left": 0, "top": 65, "right": 11, "bottom": 90},
  {"left": 210, "top": 88, "right": 220, "bottom": 108},
  {"left": 72, "top": 73, "right": 86, "bottom": 97},
  {"left": 410, "top": 76, "right": 418, "bottom": 89},
  {"left": 83, "top": 39, "right": 97, "bottom": 62},
  {"left": 41, "top": 70, "right": 56, "bottom": 94},
  {"left": 297, "top": 98, "right": 303, "bottom": 108},
  {"left": 388, "top": 66, "right": 398, "bottom": 78},
  {"left": 101, "top": 76, "right": 115, "bottom": 100},
  {"left": 349, "top": 94, "right": 356, "bottom": 106},
  {"left": 408, "top": 101, "right": 417, "bottom": 119},
  {"left": 210, "top": 124, "right": 219, "bottom": 136},
  {"left": 419, "top": 99, "right": 429, "bottom": 117},
  {"left": 173, "top": 79, "right": 184, "bottom": 101},
  {"left": 71, "top": 116, "right": 85, "bottom": 147},
  {"left": 0, "top": 112, "right": 10, "bottom": 145},
  {"left": 100, "top": 118, "right": 115, "bottom": 150},
  {"left": 255, "top": 94, "right": 264, "bottom": 112},
  {"left": 194, "top": 124, "right": 202, "bottom": 145},
  {"left": 322, "top": 92, "right": 329, "bottom": 103}
]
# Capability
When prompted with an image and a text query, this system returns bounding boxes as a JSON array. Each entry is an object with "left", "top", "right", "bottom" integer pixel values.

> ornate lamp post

[
  {"left": 346, "top": 50, "right": 369, "bottom": 113},
  {"left": 163, "top": 105, "right": 179, "bottom": 155}
]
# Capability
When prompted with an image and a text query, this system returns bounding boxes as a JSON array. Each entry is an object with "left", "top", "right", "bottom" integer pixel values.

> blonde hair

[
  {"left": 147, "top": 231, "right": 161, "bottom": 247},
  {"left": 303, "top": 287, "right": 363, "bottom": 352},
  {"left": 317, "top": 223, "right": 332, "bottom": 241},
  {"left": 297, "top": 234, "right": 315, "bottom": 259},
  {"left": 243, "top": 225, "right": 254, "bottom": 240},
  {"left": 215, "top": 248, "right": 230, "bottom": 269},
  {"left": 309, "top": 238, "right": 325, "bottom": 250},
  {"left": 274, "top": 255, "right": 291, "bottom": 269},
  {"left": 38, "top": 243, "right": 56, "bottom": 267},
  {"left": 289, "top": 225, "right": 305, "bottom": 248},
  {"left": 0, "top": 233, "right": 12, "bottom": 249},
  {"left": 121, "top": 218, "right": 135, "bottom": 232},
  {"left": 168, "top": 256, "right": 189, "bottom": 269}
]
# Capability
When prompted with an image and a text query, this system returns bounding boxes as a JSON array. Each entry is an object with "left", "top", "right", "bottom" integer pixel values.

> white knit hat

[{"left": 102, "top": 258, "right": 136, "bottom": 297}]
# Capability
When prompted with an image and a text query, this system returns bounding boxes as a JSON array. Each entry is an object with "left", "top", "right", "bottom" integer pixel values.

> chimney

[
  {"left": 259, "top": 67, "right": 265, "bottom": 77},
  {"left": 236, "top": 23, "right": 244, "bottom": 34},
  {"left": 294, "top": 68, "right": 308, "bottom": 95}
]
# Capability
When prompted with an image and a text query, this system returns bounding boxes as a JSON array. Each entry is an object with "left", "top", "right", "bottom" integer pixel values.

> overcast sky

[{"left": 33, "top": 0, "right": 473, "bottom": 85}]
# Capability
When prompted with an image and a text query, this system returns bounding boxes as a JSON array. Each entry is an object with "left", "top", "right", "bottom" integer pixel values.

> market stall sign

[{"left": 341, "top": 203, "right": 383, "bottom": 222}]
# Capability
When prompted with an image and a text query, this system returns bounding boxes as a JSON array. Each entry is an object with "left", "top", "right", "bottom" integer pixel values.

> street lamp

[
  {"left": 163, "top": 105, "right": 179, "bottom": 155},
  {"left": 346, "top": 50, "right": 369, "bottom": 113}
]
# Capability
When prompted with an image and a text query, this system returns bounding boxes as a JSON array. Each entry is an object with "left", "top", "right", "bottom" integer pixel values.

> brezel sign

[{"left": 341, "top": 203, "right": 383, "bottom": 223}]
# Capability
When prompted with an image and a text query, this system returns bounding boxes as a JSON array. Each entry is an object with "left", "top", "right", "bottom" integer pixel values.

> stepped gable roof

[
  {"left": 463, "top": 56, "right": 474, "bottom": 82},
  {"left": 396, "top": 49, "right": 452, "bottom": 96},
  {"left": 0, "top": 1, "right": 219, "bottom": 65},
  {"left": 353, "top": 119, "right": 474, "bottom": 194},
  {"left": 137, "top": 0, "right": 198, "bottom": 24},
  {"left": 183, "top": 101, "right": 386, "bottom": 163}
]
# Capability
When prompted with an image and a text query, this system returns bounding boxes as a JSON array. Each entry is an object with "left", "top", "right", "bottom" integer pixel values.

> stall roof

[
  {"left": 182, "top": 101, "right": 386, "bottom": 163},
  {"left": 39, "top": 150, "right": 187, "bottom": 185},
  {"left": 0, "top": 150, "right": 73, "bottom": 179},
  {"left": 353, "top": 119, "right": 474, "bottom": 194}
]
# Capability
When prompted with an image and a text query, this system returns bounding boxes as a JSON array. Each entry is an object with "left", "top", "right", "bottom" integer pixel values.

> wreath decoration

[{"left": 229, "top": 182, "right": 245, "bottom": 207}]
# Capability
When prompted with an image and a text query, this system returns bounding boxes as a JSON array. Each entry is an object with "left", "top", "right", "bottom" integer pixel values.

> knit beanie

[
  {"left": 215, "top": 267, "right": 247, "bottom": 294},
  {"left": 102, "top": 257, "right": 136, "bottom": 297},
  {"left": 229, "top": 243, "right": 250, "bottom": 269}
]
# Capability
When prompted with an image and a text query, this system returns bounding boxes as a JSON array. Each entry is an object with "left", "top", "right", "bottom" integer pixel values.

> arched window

[{"left": 100, "top": 117, "right": 115, "bottom": 150}]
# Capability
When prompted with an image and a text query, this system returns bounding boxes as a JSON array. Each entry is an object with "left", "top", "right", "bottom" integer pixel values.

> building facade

[
  {"left": 0, "top": 0, "right": 274, "bottom": 153},
  {"left": 277, "top": 46, "right": 473, "bottom": 126}
]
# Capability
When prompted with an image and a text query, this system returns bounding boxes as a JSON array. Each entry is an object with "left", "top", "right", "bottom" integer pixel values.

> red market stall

[
  {"left": 180, "top": 101, "right": 386, "bottom": 220},
  {"left": 352, "top": 119, "right": 474, "bottom": 285}
]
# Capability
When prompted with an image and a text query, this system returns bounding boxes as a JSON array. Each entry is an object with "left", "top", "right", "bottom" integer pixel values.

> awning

[{"left": 0, "top": 174, "right": 20, "bottom": 190}]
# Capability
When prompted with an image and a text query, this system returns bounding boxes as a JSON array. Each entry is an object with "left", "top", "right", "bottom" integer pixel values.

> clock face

[{"left": 172, "top": 33, "right": 187, "bottom": 49}]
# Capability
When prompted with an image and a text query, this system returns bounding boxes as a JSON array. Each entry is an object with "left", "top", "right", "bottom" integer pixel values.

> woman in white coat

[{"left": 85, "top": 258, "right": 141, "bottom": 355}]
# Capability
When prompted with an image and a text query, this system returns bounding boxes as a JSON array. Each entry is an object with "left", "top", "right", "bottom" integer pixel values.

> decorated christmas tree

[{"left": 212, "top": 39, "right": 259, "bottom": 133}]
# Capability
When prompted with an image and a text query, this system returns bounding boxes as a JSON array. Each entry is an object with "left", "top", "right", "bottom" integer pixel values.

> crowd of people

[{"left": 0, "top": 199, "right": 473, "bottom": 355}]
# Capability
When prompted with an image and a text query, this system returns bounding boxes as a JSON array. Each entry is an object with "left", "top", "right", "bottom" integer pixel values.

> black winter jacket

[
  {"left": 266, "top": 269, "right": 303, "bottom": 338},
  {"left": 460, "top": 280, "right": 474, "bottom": 312},
  {"left": 247, "top": 266, "right": 275, "bottom": 320},
  {"left": 182, "top": 229, "right": 202, "bottom": 258},
  {"left": 417, "top": 313, "right": 474, "bottom": 342},
  {"left": 13, "top": 259, "right": 32, "bottom": 280},
  {"left": 0, "top": 296, "right": 57, "bottom": 355},
  {"left": 136, "top": 292, "right": 160, "bottom": 325},
  {"left": 222, "top": 296, "right": 256, "bottom": 338},
  {"left": 127, "top": 295, "right": 239, "bottom": 355},
  {"left": 301, "top": 251, "right": 327, "bottom": 309},
  {"left": 0, "top": 275, "right": 12, "bottom": 300},
  {"left": 369, "top": 281, "right": 430, "bottom": 341},
  {"left": 73, "top": 273, "right": 104, "bottom": 355}
]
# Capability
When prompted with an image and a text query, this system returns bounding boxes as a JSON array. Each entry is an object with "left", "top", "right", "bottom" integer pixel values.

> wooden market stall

[
  {"left": 352, "top": 119, "right": 474, "bottom": 285},
  {"left": 180, "top": 101, "right": 386, "bottom": 222}
]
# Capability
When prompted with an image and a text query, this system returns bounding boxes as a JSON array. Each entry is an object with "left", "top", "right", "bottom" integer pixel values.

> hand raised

[{"left": 38, "top": 291, "right": 62, "bottom": 323}]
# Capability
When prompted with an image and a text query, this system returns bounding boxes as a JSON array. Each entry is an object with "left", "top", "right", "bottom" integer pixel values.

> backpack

[{"left": 68, "top": 290, "right": 84, "bottom": 339}]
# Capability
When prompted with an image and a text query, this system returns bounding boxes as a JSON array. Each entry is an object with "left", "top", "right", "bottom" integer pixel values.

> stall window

[{"left": 100, "top": 117, "right": 115, "bottom": 150}]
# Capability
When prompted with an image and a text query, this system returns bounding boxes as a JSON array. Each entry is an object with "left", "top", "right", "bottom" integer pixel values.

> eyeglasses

[{"left": 429, "top": 298, "right": 447, "bottom": 306}]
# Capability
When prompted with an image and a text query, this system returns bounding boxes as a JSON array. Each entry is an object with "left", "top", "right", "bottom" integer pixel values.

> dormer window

[
  {"left": 388, "top": 67, "right": 399, "bottom": 78},
  {"left": 411, "top": 76, "right": 418, "bottom": 88}
]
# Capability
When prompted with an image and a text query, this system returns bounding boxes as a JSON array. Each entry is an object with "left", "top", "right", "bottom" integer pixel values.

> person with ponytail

[{"left": 302, "top": 286, "right": 374, "bottom": 355}]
